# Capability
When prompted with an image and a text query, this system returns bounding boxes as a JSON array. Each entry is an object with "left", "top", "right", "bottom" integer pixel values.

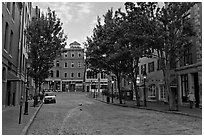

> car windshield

[{"left": 45, "top": 92, "right": 55, "bottom": 96}]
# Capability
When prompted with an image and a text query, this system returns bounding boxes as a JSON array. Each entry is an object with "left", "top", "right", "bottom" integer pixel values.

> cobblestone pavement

[{"left": 27, "top": 92, "right": 201, "bottom": 135}]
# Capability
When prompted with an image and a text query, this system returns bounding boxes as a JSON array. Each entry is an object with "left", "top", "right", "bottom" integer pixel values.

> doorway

[
  {"left": 193, "top": 73, "right": 200, "bottom": 108},
  {"left": 6, "top": 81, "right": 11, "bottom": 106}
]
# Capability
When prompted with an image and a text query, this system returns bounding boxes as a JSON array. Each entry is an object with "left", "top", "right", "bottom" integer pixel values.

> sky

[{"left": 33, "top": 2, "right": 126, "bottom": 48}]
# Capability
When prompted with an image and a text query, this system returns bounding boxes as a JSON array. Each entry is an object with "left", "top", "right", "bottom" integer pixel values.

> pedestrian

[{"left": 188, "top": 92, "right": 195, "bottom": 109}]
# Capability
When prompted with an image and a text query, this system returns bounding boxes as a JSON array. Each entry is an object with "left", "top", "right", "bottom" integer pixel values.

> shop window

[
  {"left": 181, "top": 74, "right": 188, "bottom": 102},
  {"left": 148, "top": 84, "right": 156, "bottom": 99},
  {"left": 160, "top": 84, "right": 166, "bottom": 100}
]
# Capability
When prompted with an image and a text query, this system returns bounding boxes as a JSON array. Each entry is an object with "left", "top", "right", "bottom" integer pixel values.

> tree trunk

[
  {"left": 133, "top": 78, "right": 140, "bottom": 106},
  {"left": 116, "top": 74, "right": 122, "bottom": 104},
  {"left": 163, "top": 69, "right": 177, "bottom": 111}
]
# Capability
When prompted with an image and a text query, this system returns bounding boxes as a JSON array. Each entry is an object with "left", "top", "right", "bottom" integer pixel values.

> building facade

[
  {"left": 84, "top": 70, "right": 108, "bottom": 93},
  {"left": 2, "top": 2, "right": 33, "bottom": 108},
  {"left": 137, "top": 56, "right": 167, "bottom": 102},
  {"left": 175, "top": 3, "right": 202, "bottom": 107},
  {"left": 43, "top": 41, "right": 85, "bottom": 92},
  {"left": 136, "top": 3, "right": 202, "bottom": 107}
]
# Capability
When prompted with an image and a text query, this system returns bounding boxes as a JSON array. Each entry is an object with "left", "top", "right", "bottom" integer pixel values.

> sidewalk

[
  {"left": 2, "top": 100, "right": 43, "bottom": 135},
  {"left": 92, "top": 94, "right": 202, "bottom": 119}
]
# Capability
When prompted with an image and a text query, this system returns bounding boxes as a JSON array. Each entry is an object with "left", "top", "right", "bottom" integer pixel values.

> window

[
  {"left": 2, "top": 67, "right": 6, "bottom": 81},
  {"left": 87, "top": 71, "right": 97, "bottom": 79},
  {"left": 182, "top": 48, "right": 193, "bottom": 66},
  {"left": 50, "top": 70, "right": 53, "bottom": 77},
  {"left": 160, "top": 85, "right": 166, "bottom": 100},
  {"left": 101, "top": 72, "right": 106, "bottom": 79},
  {"left": 148, "top": 61, "right": 154, "bottom": 73},
  {"left": 71, "top": 62, "right": 74, "bottom": 68},
  {"left": 12, "top": 2, "right": 15, "bottom": 20},
  {"left": 71, "top": 73, "right": 74, "bottom": 78},
  {"left": 78, "top": 62, "right": 81, "bottom": 68},
  {"left": 64, "top": 73, "right": 67, "bottom": 78},
  {"left": 141, "top": 64, "right": 146, "bottom": 74},
  {"left": 9, "top": 30, "right": 13, "bottom": 55},
  {"left": 148, "top": 84, "right": 156, "bottom": 98},
  {"left": 78, "top": 73, "right": 81, "bottom": 78},
  {"left": 71, "top": 52, "right": 75, "bottom": 58},
  {"left": 7, "top": 2, "right": 11, "bottom": 12},
  {"left": 157, "top": 59, "right": 162, "bottom": 70},
  {"left": 4, "top": 22, "right": 9, "bottom": 51},
  {"left": 181, "top": 74, "right": 188, "bottom": 102},
  {"left": 64, "top": 53, "right": 68, "bottom": 58},
  {"left": 78, "top": 52, "right": 82, "bottom": 58},
  {"left": 64, "top": 62, "right": 68, "bottom": 68},
  {"left": 56, "top": 61, "right": 59, "bottom": 67},
  {"left": 56, "top": 70, "right": 59, "bottom": 77}
]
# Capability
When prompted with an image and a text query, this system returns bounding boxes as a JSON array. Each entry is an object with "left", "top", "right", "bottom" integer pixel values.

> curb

[
  {"left": 90, "top": 96, "right": 201, "bottom": 119},
  {"left": 20, "top": 103, "right": 44, "bottom": 135}
]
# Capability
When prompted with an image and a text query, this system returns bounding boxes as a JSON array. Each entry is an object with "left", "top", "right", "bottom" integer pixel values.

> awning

[{"left": 7, "top": 72, "right": 20, "bottom": 81}]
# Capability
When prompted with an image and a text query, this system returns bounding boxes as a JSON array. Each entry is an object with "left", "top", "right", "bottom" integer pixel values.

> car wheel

[{"left": 54, "top": 100, "right": 56, "bottom": 103}]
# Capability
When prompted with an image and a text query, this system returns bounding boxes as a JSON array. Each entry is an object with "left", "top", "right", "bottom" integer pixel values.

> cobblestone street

[{"left": 27, "top": 92, "right": 201, "bottom": 135}]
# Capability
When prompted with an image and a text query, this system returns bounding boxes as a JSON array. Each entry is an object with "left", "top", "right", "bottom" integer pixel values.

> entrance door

[
  {"left": 87, "top": 86, "right": 89, "bottom": 92},
  {"left": 6, "top": 81, "right": 11, "bottom": 106},
  {"left": 193, "top": 73, "right": 200, "bottom": 108}
]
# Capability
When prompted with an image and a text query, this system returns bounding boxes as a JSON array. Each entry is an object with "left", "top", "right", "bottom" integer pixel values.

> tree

[
  {"left": 25, "top": 8, "right": 67, "bottom": 103},
  {"left": 139, "top": 2, "right": 196, "bottom": 110},
  {"left": 85, "top": 9, "right": 129, "bottom": 104},
  {"left": 113, "top": 2, "right": 158, "bottom": 106}
]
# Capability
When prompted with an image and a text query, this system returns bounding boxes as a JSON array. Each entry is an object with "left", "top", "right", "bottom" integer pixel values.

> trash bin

[{"left": 107, "top": 96, "right": 110, "bottom": 104}]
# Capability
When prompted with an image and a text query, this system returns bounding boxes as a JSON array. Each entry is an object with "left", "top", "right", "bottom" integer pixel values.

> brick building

[
  {"left": 2, "top": 2, "right": 33, "bottom": 108},
  {"left": 43, "top": 41, "right": 85, "bottom": 92}
]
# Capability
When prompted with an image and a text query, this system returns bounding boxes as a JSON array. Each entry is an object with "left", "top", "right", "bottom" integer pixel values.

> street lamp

[
  {"left": 24, "top": 61, "right": 30, "bottom": 115},
  {"left": 111, "top": 80, "right": 114, "bottom": 103},
  {"left": 143, "top": 71, "right": 147, "bottom": 107}
]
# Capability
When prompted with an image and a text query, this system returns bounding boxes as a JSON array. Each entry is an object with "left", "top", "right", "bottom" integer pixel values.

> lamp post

[
  {"left": 24, "top": 61, "right": 30, "bottom": 115},
  {"left": 143, "top": 71, "right": 147, "bottom": 107},
  {"left": 136, "top": 76, "right": 140, "bottom": 101},
  {"left": 111, "top": 80, "right": 114, "bottom": 103}
]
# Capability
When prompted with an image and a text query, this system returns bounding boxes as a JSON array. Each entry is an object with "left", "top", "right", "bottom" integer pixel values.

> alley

[{"left": 27, "top": 92, "right": 201, "bottom": 135}]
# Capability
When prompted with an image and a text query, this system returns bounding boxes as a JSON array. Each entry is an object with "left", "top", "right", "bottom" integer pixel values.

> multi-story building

[
  {"left": 43, "top": 41, "right": 85, "bottom": 92},
  {"left": 137, "top": 56, "right": 167, "bottom": 102},
  {"left": 2, "top": 2, "right": 32, "bottom": 108},
  {"left": 175, "top": 3, "right": 202, "bottom": 107},
  {"left": 84, "top": 69, "right": 108, "bottom": 93},
  {"left": 136, "top": 3, "right": 202, "bottom": 107}
]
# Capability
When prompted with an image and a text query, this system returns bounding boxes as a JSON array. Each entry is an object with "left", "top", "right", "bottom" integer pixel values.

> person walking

[{"left": 188, "top": 92, "right": 195, "bottom": 109}]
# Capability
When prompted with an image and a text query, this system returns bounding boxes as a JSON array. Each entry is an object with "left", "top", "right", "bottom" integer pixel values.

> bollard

[{"left": 19, "top": 96, "right": 23, "bottom": 124}]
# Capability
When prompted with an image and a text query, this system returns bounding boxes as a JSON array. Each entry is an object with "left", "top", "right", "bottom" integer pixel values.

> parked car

[{"left": 44, "top": 92, "right": 56, "bottom": 104}]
